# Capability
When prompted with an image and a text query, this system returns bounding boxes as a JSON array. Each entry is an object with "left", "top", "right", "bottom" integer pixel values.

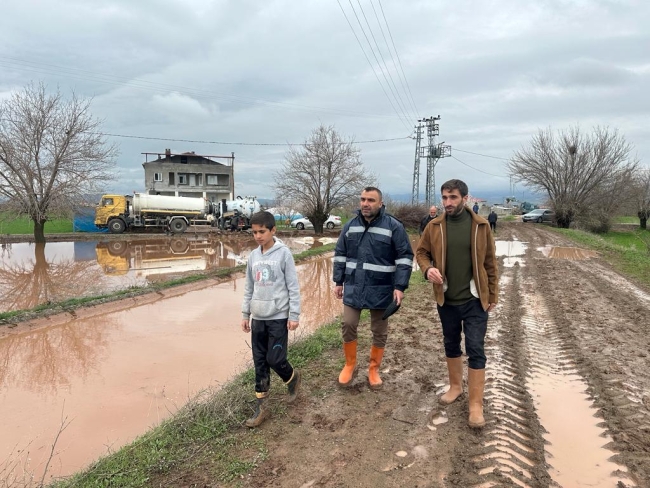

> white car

[{"left": 291, "top": 215, "right": 342, "bottom": 230}]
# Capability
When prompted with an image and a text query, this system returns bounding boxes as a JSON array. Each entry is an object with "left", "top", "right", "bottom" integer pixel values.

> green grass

[
  {"left": 612, "top": 215, "right": 640, "bottom": 224},
  {"left": 550, "top": 227, "right": 650, "bottom": 288},
  {"left": 0, "top": 215, "right": 73, "bottom": 234}
]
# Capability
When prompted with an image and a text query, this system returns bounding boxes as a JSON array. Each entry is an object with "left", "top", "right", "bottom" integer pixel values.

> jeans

[
  {"left": 437, "top": 298, "right": 488, "bottom": 369},
  {"left": 250, "top": 318, "right": 294, "bottom": 394}
]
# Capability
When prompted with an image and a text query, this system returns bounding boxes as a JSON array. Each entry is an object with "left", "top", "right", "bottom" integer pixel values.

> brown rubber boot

[
  {"left": 285, "top": 369, "right": 301, "bottom": 404},
  {"left": 439, "top": 357, "right": 464, "bottom": 405},
  {"left": 368, "top": 345, "right": 385, "bottom": 390},
  {"left": 245, "top": 394, "right": 269, "bottom": 428},
  {"left": 468, "top": 368, "right": 486, "bottom": 428},
  {"left": 338, "top": 340, "right": 358, "bottom": 387}
]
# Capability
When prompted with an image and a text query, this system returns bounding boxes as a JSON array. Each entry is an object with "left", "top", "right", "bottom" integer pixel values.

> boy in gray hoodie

[{"left": 241, "top": 211, "right": 301, "bottom": 428}]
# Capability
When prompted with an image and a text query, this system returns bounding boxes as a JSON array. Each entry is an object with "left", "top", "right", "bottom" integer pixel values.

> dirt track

[{"left": 211, "top": 222, "right": 649, "bottom": 488}]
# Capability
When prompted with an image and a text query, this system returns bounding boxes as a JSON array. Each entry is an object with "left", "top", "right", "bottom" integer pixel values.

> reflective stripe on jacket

[{"left": 333, "top": 207, "right": 413, "bottom": 310}]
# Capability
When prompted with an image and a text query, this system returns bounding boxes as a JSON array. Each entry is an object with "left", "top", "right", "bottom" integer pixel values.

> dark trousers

[
  {"left": 251, "top": 318, "right": 294, "bottom": 394},
  {"left": 437, "top": 298, "right": 488, "bottom": 369},
  {"left": 489, "top": 221, "right": 496, "bottom": 231}
]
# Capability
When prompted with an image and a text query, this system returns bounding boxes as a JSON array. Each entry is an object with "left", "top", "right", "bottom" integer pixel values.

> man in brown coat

[{"left": 416, "top": 179, "right": 498, "bottom": 428}]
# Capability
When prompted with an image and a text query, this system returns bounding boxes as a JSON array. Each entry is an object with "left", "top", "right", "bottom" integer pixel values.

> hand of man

[
  {"left": 241, "top": 318, "right": 250, "bottom": 332},
  {"left": 288, "top": 320, "right": 299, "bottom": 331},
  {"left": 487, "top": 303, "right": 496, "bottom": 312},
  {"left": 334, "top": 285, "right": 343, "bottom": 299},
  {"left": 426, "top": 267, "right": 443, "bottom": 285},
  {"left": 393, "top": 289, "right": 404, "bottom": 305}
]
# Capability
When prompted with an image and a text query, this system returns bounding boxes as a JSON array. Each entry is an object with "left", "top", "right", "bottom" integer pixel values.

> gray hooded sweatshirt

[{"left": 242, "top": 237, "right": 301, "bottom": 322}]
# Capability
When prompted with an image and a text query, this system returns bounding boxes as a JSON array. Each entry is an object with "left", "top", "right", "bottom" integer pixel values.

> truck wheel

[
  {"left": 170, "top": 238, "right": 189, "bottom": 254},
  {"left": 108, "top": 241, "right": 128, "bottom": 256},
  {"left": 109, "top": 219, "right": 126, "bottom": 234},
  {"left": 170, "top": 219, "right": 187, "bottom": 233}
]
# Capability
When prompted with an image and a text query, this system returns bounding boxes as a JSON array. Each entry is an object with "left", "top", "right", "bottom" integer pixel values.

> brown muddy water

[
  {"left": 0, "top": 236, "right": 335, "bottom": 313},
  {"left": 0, "top": 251, "right": 339, "bottom": 484}
]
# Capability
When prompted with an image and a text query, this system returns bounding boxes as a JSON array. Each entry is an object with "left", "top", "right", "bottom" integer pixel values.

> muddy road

[{"left": 224, "top": 222, "right": 649, "bottom": 488}]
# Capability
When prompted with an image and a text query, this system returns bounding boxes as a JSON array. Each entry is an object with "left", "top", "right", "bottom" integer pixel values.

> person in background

[
  {"left": 419, "top": 205, "right": 438, "bottom": 236},
  {"left": 333, "top": 187, "right": 413, "bottom": 390},
  {"left": 240, "top": 211, "right": 302, "bottom": 428},
  {"left": 416, "top": 179, "right": 498, "bottom": 429},
  {"left": 472, "top": 202, "right": 480, "bottom": 214},
  {"left": 488, "top": 209, "right": 498, "bottom": 232}
]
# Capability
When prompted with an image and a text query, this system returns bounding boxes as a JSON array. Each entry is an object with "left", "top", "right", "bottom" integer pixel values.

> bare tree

[
  {"left": 0, "top": 83, "right": 117, "bottom": 242},
  {"left": 508, "top": 126, "right": 637, "bottom": 228},
  {"left": 631, "top": 168, "right": 650, "bottom": 230},
  {"left": 273, "top": 125, "right": 374, "bottom": 233}
]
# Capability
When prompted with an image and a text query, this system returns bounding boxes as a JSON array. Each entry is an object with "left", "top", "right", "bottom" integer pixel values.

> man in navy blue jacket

[{"left": 333, "top": 187, "right": 413, "bottom": 390}]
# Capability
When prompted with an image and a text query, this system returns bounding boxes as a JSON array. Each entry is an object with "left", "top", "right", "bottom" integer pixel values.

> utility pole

[
  {"left": 412, "top": 116, "right": 451, "bottom": 206},
  {"left": 411, "top": 122, "right": 423, "bottom": 204}
]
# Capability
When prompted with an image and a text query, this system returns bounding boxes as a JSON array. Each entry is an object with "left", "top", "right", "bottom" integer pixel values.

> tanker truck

[{"left": 94, "top": 193, "right": 260, "bottom": 234}]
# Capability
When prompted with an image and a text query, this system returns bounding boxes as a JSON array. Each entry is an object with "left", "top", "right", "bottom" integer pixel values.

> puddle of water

[
  {"left": 0, "top": 257, "right": 339, "bottom": 482},
  {"left": 0, "top": 237, "right": 334, "bottom": 313},
  {"left": 495, "top": 240, "right": 527, "bottom": 268},
  {"left": 537, "top": 246, "right": 599, "bottom": 260},
  {"left": 522, "top": 293, "right": 635, "bottom": 487}
]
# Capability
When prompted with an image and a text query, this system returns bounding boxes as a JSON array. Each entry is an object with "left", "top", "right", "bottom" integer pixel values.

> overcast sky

[{"left": 1, "top": 0, "right": 648, "bottom": 204}]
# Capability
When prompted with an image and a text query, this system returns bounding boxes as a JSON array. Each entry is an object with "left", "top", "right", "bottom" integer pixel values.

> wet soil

[
  {"left": 4, "top": 223, "right": 650, "bottom": 487},
  {"left": 164, "top": 222, "right": 648, "bottom": 488}
]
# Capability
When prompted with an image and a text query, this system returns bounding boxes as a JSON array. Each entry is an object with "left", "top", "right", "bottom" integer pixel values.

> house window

[
  {"left": 206, "top": 174, "right": 230, "bottom": 186},
  {"left": 169, "top": 172, "right": 175, "bottom": 185},
  {"left": 178, "top": 173, "right": 188, "bottom": 185},
  {"left": 153, "top": 172, "right": 163, "bottom": 182},
  {"left": 195, "top": 174, "right": 202, "bottom": 186}
]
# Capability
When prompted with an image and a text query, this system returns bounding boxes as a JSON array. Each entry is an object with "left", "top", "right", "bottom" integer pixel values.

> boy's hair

[
  {"left": 441, "top": 179, "right": 469, "bottom": 197},
  {"left": 250, "top": 211, "right": 276, "bottom": 229},
  {"left": 362, "top": 186, "right": 383, "bottom": 200}
]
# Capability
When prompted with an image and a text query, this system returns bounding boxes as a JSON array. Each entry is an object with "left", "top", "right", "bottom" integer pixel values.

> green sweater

[{"left": 445, "top": 209, "right": 473, "bottom": 305}]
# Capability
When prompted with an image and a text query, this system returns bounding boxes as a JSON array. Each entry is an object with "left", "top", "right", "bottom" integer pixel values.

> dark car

[{"left": 522, "top": 208, "right": 554, "bottom": 223}]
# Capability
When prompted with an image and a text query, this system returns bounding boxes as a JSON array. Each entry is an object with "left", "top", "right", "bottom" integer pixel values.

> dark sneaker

[
  {"left": 286, "top": 370, "right": 302, "bottom": 404},
  {"left": 245, "top": 397, "right": 269, "bottom": 428}
]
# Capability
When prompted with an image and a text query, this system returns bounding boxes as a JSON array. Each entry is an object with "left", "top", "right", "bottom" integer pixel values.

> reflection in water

[
  {"left": 0, "top": 256, "right": 339, "bottom": 483},
  {"left": 0, "top": 242, "right": 107, "bottom": 313},
  {"left": 0, "top": 236, "right": 334, "bottom": 313}
]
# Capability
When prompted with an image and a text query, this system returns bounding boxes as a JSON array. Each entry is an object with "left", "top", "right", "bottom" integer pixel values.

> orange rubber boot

[
  {"left": 338, "top": 340, "right": 358, "bottom": 387},
  {"left": 368, "top": 345, "right": 385, "bottom": 390}
]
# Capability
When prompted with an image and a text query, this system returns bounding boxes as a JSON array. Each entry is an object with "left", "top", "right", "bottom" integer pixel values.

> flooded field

[
  {"left": 0, "top": 235, "right": 335, "bottom": 313},
  {"left": 0, "top": 253, "right": 339, "bottom": 483}
]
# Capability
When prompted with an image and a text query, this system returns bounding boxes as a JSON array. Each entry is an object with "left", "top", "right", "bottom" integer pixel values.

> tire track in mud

[
  {"left": 447, "top": 261, "right": 552, "bottom": 488},
  {"left": 532, "top": 252, "right": 650, "bottom": 486}
]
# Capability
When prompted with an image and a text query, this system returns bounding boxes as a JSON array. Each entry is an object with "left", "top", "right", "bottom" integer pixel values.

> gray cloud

[{"left": 1, "top": 0, "right": 648, "bottom": 204}]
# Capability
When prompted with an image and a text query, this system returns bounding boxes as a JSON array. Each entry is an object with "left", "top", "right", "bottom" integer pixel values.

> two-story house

[{"left": 142, "top": 149, "right": 234, "bottom": 202}]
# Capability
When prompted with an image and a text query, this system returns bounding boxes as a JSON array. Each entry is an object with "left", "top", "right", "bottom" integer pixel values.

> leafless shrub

[
  {"left": 0, "top": 83, "right": 117, "bottom": 242},
  {"left": 274, "top": 125, "right": 375, "bottom": 233},
  {"left": 508, "top": 126, "right": 638, "bottom": 229}
]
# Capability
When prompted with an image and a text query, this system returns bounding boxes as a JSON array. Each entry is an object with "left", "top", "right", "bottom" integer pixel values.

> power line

[
  {"left": 98, "top": 131, "right": 412, "bottom": 146},
  {"left": 355, "top": 0, "right": 415, "bottom": 122},
  {"left": 336, "top": 0, "right": 412, "bottom": 132},
  {"left": 453, "top": 148, "right": 511, "bottom": 161},
  {"left": 377, "top": 0, "right": 420, "bottom": 117},
  {"left": 373, "top": 0, "right": 418, "bottom": 118},
  {"left": 0, "top": 55, "right": 399, "bottom": 120},
  {"left": 450, "top": 155, "right": 507, "bottom": 178}
]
